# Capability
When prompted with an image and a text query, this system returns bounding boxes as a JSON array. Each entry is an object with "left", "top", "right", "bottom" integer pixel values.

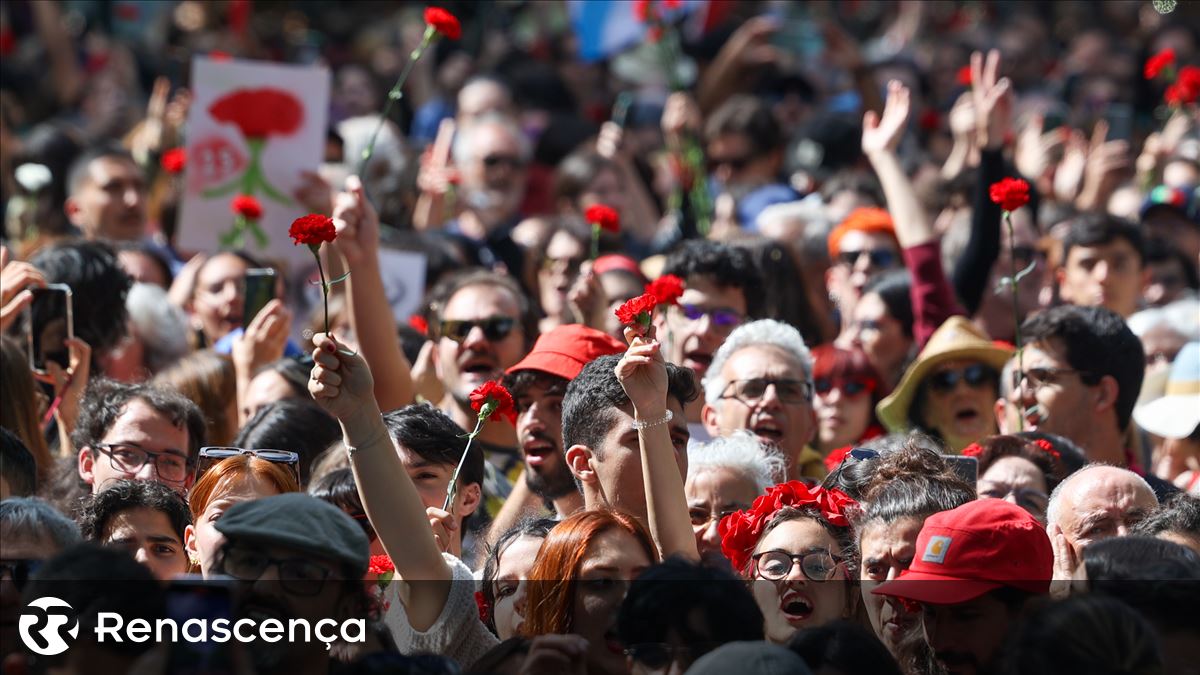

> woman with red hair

[
  {"left": 810, "top": 345, "right": 887, "bottom": 467},
  {"left": 185, "top": 454, "right": 300, "bottom": 576},
  {"left": 521, "top": 509, "right": 657, "bottom": 673}
]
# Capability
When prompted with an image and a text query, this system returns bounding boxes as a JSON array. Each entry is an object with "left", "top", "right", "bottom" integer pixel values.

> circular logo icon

[{"left": 18, "top": 597, "right": 79, "bottom": 656}]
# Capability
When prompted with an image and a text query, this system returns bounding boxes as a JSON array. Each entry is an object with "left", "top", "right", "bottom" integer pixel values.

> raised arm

[
  {"left": 331, "top": 176, "right": 415, "bottom": 410},
  {"left": 616, "top": 326, "right": 699, "bottom": 561},
  {"left": 307, "top": 333, "right": 451, "bottom": 631}
]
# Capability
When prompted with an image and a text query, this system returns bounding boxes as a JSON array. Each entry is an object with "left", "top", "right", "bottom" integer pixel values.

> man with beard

[
  {"left": 874, "top": 499, "right": 1053, "bottom": 675},
  {"left": 213, "top": 492, "right": 372, "bottom": 675},
  {"left": 65, "top": 146, "right": 148, "bottom": 242},
  {"left": 430, "top": 269, "right": 536, "bottom": 481},
  {"left": 654, "top": 240, "right": 764, "bottom": 442},
  {"left": 701, "top": 319, "right": 824, "bottom": 480},
  {"left": 501, "top": 324, "right": 625, "bottom": 519}
]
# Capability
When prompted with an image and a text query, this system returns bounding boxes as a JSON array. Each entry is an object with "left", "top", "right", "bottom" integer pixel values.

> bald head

[{"left": 1047, "top": 465, "right": 1158, "bottom": 551}]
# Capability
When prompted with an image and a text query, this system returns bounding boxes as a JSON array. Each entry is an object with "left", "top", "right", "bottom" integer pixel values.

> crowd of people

[{"left": 1, "top": 1, "right": 1199, "bottom": 674}]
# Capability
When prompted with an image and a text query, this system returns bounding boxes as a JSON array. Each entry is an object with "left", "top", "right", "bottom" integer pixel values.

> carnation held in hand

[
  {"left": 988, "top": 177, "right": 1030, "bottom": 213},
  {"left": 645, "top": 274, "right": 685, "bottom": 307},
  {"left": 615, "top": 293, "right": 659, "bottom": 337},
  {"left": 585, "top": 203, "right": 620, "bottom": 259},
  {"left": 446, "top": 380, "right": 515, "bottom": 512},
  {"left": 290, "top": 213, "right": 344, "bottom": 335}
]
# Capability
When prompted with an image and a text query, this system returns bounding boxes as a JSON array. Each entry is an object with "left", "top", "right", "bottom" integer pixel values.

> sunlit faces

[
  {"left": 190, "top": 253, "right": 251, "bottom": 346},
  {"left": 103, "top": 507, "right": 188, "bottom": 582},
  {"left": 751, "top": 517, "right": 851, "bottom": 644},
  {"left": 490, "top": 534, "right": 545, "bottom": 641},
  {"left": 1010, "top": 341, "right": 1094, "bottom": 441},
  {"left": 579, "top": 167, "right": 627, "bottom": 215},
  {"left": 848, "top": 292, "right": 912, "bottom": 383},
  {"left": 241, "top": 370, "right": 299, "bottom": 423},
  {"left": 185, "top": 473, "right": 283, "bottom": 577},
  {"left": 813, "top": 377, "right": 875, "bottom": 452},
  {"left": 1053, "top": 466, "right": 1157, "bottom": 554},
  {"left": 978, "top": 456, "right": 1049, "bottom": 524},
  {"left": 435, "top": 284, "right": 526, "bottom": 404},
  {"left": 600, "top": 271, "right": 644, "bottom": 340},
  {"left": 660, "top": 276, "right": 747, "bottom": 381},
  {"left": 574, "top": 399, "right": 690, "bottom": 524},
  {"left": 78, "top": 398, "right": 192, "bottom": 493},
  {"left": 572, "top": 528, "right": 652, "bottom": 674},
  {"left": 538, "top": 230, "right": 587, "bottom": 320},
  {"left": 393, "top": 443, "right": 481, "bottom": 522},
  {"left": 685, "top": 467, "right": 760, "bottom": 565},
  {"left": 858, "top": 516, "right": 923, "bottom": 655},
  {"left": 1057, "top": 238, "right": 1145, "bottom": 318},
  {"left": 917, "top": 359, "right": 999, "bottom": 451},
  {"left": 514, "top": 379, "right": 575, "bottom": 500},
  {"left": 703, "top": 345, "right": 815, "bottom": 470},
  {"left": 66, "top": 156, "right": 147, "bottom": 241},
  {"left": 827, "top": 230, "right": 901, "bottom": 317},
  {"left": 460, "top": 122, "right": 527, "bottom": 222}
]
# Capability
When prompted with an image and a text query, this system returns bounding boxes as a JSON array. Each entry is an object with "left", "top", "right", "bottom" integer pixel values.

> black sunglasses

[
  {"left": 194, "top": 447, "right": 300, "bottom": 485},
  {"left": 439, "top": 317, "right": 517, "bottom": 344},
  {"left": 814, "top": 377, "right": 875, "bottom": 398},
  {"left": 837, "top": 249, "right": 898, "bottom": 269},
  {"left": 928, "top": 364, "right": 997, "bottom": 393},
  {"left": 0, "top": 559, "right": 43, "bottom": 590}
]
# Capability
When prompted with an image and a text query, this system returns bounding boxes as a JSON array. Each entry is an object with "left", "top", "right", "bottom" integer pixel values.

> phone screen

[
  {"left": 25, "top": 285, "right": 73, "bottom": 373},
  {"left": 941, "top": 455, "right": 979, "bottom": 484},
  {"left": 164, "top": 578, "right": 236, "bottom": 675},
  {"left": 1104, "top": 103, "right": 1134, "bottom": 142},
  {"left": 242, "top": 268, "right": 276, "bottom": 328}
]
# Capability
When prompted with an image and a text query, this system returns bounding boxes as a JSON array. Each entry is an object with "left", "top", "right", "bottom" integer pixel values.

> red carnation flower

[
  {"left": 961, "top": 443, "right": 984, "bottom": 457},
  {"left": 1031, "top": 438, "right": 1062, "bottom": 460},
  {"left": 209, "top": 88, "right": 304, "bottom": 139},
  {"left": 645, "top": 274, "right": 685, "bottom": 307},
  {"left": 615, "top": 293, "right": 658, "bottom": 330},
  {"left": 718, "top": 482, "right": 857, "bottom": 574},
  {"left": 633, "top": 0, "right": 652, "bottom": 23},
  {"left": 474, "top": 590, "right": 490, "bottom": 622},
  {"left": 470, "top": 380, "right": 517, "bottom": 425},
  {"left": 1144, "top": 48, "right": 1175, "bottom": 80},
  {"left": 368, "top": 554, "right": 395, "bottom": 575},
  {"left": 989, "top": 177, "right": 1031, "bottom": 212},
  {"left": 408, "top": 314, "right": 429, "bottom": 336},
  {"left": 231, "top": 194, "right": 262, "bottom": 220},
  {"left": 956, "top": 65, "right": 972, "bottom": 86},
  {"left": 288, "top": 214, "right": 336, "bottom": 247},
  {"left": 424, "top": 7, "right": 461, "bottom": 41},
  {"left": 1168, "top": 65, "right": 1200, "bottom": 105},
  {"left": 585, "top": 204, "right": 620, "bottom": 234},
  {"left": 161, "top": 148, "right": 186, "bottom": 174}
]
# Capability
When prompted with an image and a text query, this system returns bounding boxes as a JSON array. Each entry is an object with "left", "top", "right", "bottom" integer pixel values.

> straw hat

[
  {"left": 1133, "top": 341, "right": 1200, "bottom": 439},
  {"left": 876, "top": 316, "right": 1015, "bottom": 432}
]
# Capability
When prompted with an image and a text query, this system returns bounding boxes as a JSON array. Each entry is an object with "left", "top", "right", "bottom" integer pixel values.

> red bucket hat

[
  {"left": 506, "top": 324, "right": 626, "bottom": 381},
  {"left": 873, "top": 499, "right": 1052, "bottom": 605}
]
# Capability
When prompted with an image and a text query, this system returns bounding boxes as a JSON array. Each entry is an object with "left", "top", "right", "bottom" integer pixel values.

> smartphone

[
  {"left": 611, "top": 92, "right": 634, "bottom": 129},
  {"left": 942, "top": 455, "right": 979, "bottom": 484},
  {"left": 242, "top": 268, "right": 277, "bottom": 328},
  {"left": 164, "top": 576, "right": 236, "bottom": 675},
  {"left": 1104, "top": 103, "right": 1134, "bottom": 142},
  {"left": 24, "top": 284, "right": 73, "bottom": 375}
]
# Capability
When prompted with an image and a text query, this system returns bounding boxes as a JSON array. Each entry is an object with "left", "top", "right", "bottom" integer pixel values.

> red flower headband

[
  {"left": 718, "top": 481, "right": 857, "bottom": 574},
  {"left": 962, "top": 439, "right": 1060, "bottom": 461}
]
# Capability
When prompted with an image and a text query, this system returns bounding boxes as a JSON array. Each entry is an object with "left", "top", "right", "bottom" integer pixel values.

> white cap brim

[{"left": 1134, "top": 395, "right": 1200, "bottom": 439}]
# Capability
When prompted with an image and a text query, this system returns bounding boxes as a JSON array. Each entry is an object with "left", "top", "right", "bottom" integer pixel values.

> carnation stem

[
  {"left": 315, "top": 249, "right": 330, "bottom": 335},
  {"left": 591, "top": 224, "right": 600, "bottom": 260},
  {"left": 359, "top": 27, "right": 435, "bottom": 177},
  {"left": 1006, "top": 211, "right": 1025, "bottom": 431},
  {"left": 444, "top": 415, "right": 484, "bottom": 513}
]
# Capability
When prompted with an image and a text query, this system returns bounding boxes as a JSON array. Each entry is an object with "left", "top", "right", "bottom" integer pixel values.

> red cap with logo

[
  {"left": 506, "top": 324, "right": 626, "bottom": 381},
  {"left": 872, "top": 498, "right": 1052, "bottom": 605}
]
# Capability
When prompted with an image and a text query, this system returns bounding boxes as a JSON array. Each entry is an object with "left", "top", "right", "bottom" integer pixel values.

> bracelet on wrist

[{"left": 631, "top": 409, "right": 673, "bottom": 431}]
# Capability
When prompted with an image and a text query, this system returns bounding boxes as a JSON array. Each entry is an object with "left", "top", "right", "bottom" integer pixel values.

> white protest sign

[{"left": 178, "top": 57, "right": 329, "bottom": 267}]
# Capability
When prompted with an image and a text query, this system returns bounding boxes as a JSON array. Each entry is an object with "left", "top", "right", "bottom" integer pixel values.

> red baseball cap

[
  {"left": 506, "top": 324, "right": 626, "bottom": 381},
  {"left": 873, "top": 499, "right": 1052, "bottom": 605}
]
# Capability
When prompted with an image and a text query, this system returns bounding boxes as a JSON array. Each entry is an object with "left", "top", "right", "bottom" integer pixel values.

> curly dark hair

[
  {"left": 382, "top": 403, "right": 482, "bottom": 489},
  {"left": 30, "top": 239, "right": 131, "bottom": 357},
  {"left": 71, "top": 378, "right": 207, "bottom": 463},
  {"left": 561, "top": 354, "right": 698, "bottom": 457},
  {"left": 661, "top": 240, "right": 766, "bottom": 319},
  {"left": 76, "top": 478, "right": 191, "bottom": 542},
  {"left": 1132, "top": 493, "right": 1200, "bottom": 539}
]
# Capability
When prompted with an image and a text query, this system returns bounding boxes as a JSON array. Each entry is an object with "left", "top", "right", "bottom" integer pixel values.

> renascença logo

[{"left": 19, "top": 597, "right": 79, "bottom": 656}]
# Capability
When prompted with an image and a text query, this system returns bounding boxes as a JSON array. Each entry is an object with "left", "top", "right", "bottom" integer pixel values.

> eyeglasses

[
  {"left": 928, "top": 364, "right": 997, "bottom": 394},
  {"left": 677, "top": 304, "right": 743, "bottom": 331},
  {"left": 0, "top": 559, "right": 43, "bottom": 590},
  {"left": 481, "top": 154, "right": 525, "bottom": 170},
  {"left": 1011, "top": 366, "right": 1093, "bottom": 392},
  {"left": 837, "top": 249, "right": 898, "bottom": 269},
  {"left": 752, "top": 549, "right": 846, "bottom": 582},
  {"left": 351, "top": 512, "right": 377, "bottom": 543},
  {"left": 688, "top": 506, "right": 744, "bottom": 529},
  {"left": 439, "top": 317, "right": 517, "bottom": 344},
  {"left": 218, "top": 545, "right": 334, "bottom": 596},
  {"left": 92, "top": 443, "right": 191, "bottom": 483},
  {"left": 721, "top": 378, "right": 812, "bottom": 405},
  {"left": 194, "top": 447, "right": 300, "bottom": 485},
  {"left": 814, "top": 377, "right": 876, "bottom": 398}
]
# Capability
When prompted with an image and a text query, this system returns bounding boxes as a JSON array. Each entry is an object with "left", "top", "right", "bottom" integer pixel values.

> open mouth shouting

[
  {"left": 458, "top": 352, "right": 500, "bottom": 384},
  {"left": 521, "top": 433, "right": 557, "bottom": 470},
  {"left": 750, "top": 416, "right": 786, "bottom": 445},
  {"left": 779, "top": 588, "right": 815, "bottom": 624},
  {"left": 682, "top": 349, "right": 713, "bottom": 376}
]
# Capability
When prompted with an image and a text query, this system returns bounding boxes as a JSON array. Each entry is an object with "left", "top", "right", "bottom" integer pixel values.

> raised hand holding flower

[
  {"left": 444, "top": 380, "right": 515, "bottom": 512},
  {"left": 289, "top": 213, "right": 344, "bottom": 335},
  {"left": 615, "top": 293, "right": 659, "bottom": 339}
]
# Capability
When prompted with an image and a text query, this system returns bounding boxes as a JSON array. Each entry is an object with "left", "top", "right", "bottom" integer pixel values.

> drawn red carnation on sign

[{"left": 209, "top": 88, "right": 304, "bottom": 139}]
